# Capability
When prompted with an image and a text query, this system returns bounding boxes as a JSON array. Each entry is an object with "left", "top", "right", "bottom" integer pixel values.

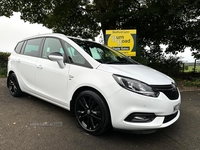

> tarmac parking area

[{"left": 0, "top": 78, "right": 200, "bottom": 150}]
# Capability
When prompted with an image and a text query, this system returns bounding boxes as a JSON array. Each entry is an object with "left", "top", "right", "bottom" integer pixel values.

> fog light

[{"left": 125, "top": 113, "right": 156, "bottom": 122}]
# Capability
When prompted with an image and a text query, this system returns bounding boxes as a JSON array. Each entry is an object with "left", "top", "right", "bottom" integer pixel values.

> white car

[{"left": 7, "top": 33, "right": 181, "bottom": 135}]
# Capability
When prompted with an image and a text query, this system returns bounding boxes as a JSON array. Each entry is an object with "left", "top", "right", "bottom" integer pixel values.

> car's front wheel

[
  {"left": 74, "top": 90, "right": 111, "bottom": 135},
  {"left": 7, "top": 73, "right": 23, "bottom": 97}
]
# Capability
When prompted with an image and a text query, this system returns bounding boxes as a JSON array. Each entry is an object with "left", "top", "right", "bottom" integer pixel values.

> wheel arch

[
  {"left": 7, "top": 70, "right": 23, "bottom": 97},
  {"left": 70, "top": 86, "right": 111, "bottom": 120},
  {"left": 7, "top": 71, "right": 14, "bottom": 87}
]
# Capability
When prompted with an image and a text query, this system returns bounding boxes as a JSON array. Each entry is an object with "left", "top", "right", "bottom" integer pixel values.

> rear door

[{"left": 16, "top": 38, "right": 43, "bottom": 93}]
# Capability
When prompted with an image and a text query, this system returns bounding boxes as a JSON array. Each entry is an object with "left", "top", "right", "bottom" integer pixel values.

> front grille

[
  {"left": 151, "top": 84, "right": 179, "bottom": 100},
  {"left": 163, "top": 111, "right": 178, "bottom": 123}
]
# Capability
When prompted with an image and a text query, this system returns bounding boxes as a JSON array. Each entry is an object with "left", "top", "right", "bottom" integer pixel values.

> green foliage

[
  {"left": 0, "top": 0, "right": 200, "bottom": 60},
  {"left": 133, "top": 44, "right": 182, "bottom": 77},
  {"left": 183, "top": 78, "right": 200, "bottom": 87},
  {"left": 140, "top": 54, "right": 182, "bottom": 77},
  {"left": 177, "top": 72, "right": 200, "bottom": 87},
  {"left": 1, "top": 0, "right": 200, "bottom": 86},
  {"left": 0, "top": 52, "right": 10, "bottom": 77}
]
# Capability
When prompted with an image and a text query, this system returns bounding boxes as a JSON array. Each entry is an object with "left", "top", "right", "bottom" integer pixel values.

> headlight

[{"left": 113, "top": 74, "right": 159, "bottom": 97}]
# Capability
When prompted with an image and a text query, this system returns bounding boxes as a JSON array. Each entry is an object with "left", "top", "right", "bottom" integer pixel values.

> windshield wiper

[
  {"left": 106, "top": 60, "right": 133, "bottom": 64},
  {"left": 105, "top": 61, "right": 121, "bottom": 64},
  {"left": 105, "top": 59, "right": 136, "bottom": 64}
]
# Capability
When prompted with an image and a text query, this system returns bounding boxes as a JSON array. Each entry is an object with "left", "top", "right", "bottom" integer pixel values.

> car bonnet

[{"left": 97, "top": 64, "right": 174, "bottom": 85}]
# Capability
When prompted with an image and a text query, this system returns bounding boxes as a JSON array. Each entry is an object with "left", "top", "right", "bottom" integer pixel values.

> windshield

[{"left": 69, "top": 38, "right": 137, "bottom": 64}]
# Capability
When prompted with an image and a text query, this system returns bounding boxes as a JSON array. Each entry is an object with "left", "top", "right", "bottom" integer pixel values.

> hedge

[{"left": 0, "top": 52, "right": 11, "bottom": 77}]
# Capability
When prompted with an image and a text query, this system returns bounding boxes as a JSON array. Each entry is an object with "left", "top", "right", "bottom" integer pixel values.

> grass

[
  {"left": 175, "top": 71, "right": 200, "bottom": 89},
  {"left": 184, "top": 65, "right": 200, "bottom": 72},
  {"left": 181, "top": 78, "right": 200, "bottom": 87},
  {"left": 182, "top": 67, "right": 200, "bottom": 89},
  {"left": 175, "top": 78, "right": 200, "bottom": 91}
]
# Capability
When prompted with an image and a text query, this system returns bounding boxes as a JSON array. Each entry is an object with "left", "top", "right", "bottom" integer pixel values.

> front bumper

[{"left": 107, "top": 88, "right": 181, "bottom": 130}]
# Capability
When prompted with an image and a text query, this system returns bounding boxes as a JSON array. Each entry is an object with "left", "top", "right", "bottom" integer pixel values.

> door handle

[
  {"left": 69, "top": 75, "right": 74, "bottom": 80},
  {"left": 37, "top": 65, "right": 43, "bottom": 69},
  {"left": 17, "top": 59, "right": 21, "bottom": 63}
]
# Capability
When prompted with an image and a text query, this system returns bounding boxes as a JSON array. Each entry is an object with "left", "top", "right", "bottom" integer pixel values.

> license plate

[{"left": 173, "top": 104, "right": 180, "bottom": 112}]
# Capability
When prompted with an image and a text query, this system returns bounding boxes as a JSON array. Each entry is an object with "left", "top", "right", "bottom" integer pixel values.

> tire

[
  {"left": 7, "top": 73, "right": 23, "bottom": 97},
  {"left": 74, "top": 90, "right": 111, "bottom": 135}
]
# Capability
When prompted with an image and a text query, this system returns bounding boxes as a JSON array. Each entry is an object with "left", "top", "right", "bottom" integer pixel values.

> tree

[
  {"left": 0, "top": 0, "right": 199, "bottom": 59},
  {"left": 119, "top": 0, "right": 200, "bottom": 61}
]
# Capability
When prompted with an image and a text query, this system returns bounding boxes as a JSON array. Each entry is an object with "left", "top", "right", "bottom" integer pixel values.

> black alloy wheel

[
  {"left": 74, "top": 90, "right": 111, "bottom": 135},
  {"left": 8, "top": 73, "right": 23, "bottom": 97}
]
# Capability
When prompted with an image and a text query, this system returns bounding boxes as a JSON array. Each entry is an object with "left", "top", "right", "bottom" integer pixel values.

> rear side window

[
  {"left": 23, "top": 38, "right": 43, "bottom": 57},
  {"left": 15, "top": 41, "right": 24, "bottom": 53}
]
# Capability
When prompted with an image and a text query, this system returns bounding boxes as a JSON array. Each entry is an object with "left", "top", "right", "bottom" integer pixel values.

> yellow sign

[{"left": 105, "top": 30, "right": 136, "bottom": 56}]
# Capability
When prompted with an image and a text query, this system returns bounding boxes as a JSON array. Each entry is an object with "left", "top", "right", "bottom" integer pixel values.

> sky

[
  {"left": 0, "top": 12, "right": 52, "bottom": 52},
  {"left": 0, "top": 12, "right": 196, "bottom": 62}
]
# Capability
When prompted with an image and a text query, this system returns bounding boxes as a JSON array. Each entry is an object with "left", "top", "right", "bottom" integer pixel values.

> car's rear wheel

[
  {"left": 74, "top": 90, "right": 111, "bottom": 135},
  {"left": 8, "top": 73, "right": 23, "bottom": 97}
]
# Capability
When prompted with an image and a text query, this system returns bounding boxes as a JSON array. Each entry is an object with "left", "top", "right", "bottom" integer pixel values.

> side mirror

[{"left": 48, "top": 52, "right": 65, "bottom": 69}]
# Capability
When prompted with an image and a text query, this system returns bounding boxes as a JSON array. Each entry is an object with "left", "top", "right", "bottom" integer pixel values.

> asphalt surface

[{"left": 0, "top": 78, "right": 200, "bottom": 150}]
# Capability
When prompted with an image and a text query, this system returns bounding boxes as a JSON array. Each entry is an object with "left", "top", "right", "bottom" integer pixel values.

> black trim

[
  {"left": 163, "top": 111, "right": 178, "bottom": 123},
  {"left": 151, "top": 84, "right": 179, "bottom": 100}
]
